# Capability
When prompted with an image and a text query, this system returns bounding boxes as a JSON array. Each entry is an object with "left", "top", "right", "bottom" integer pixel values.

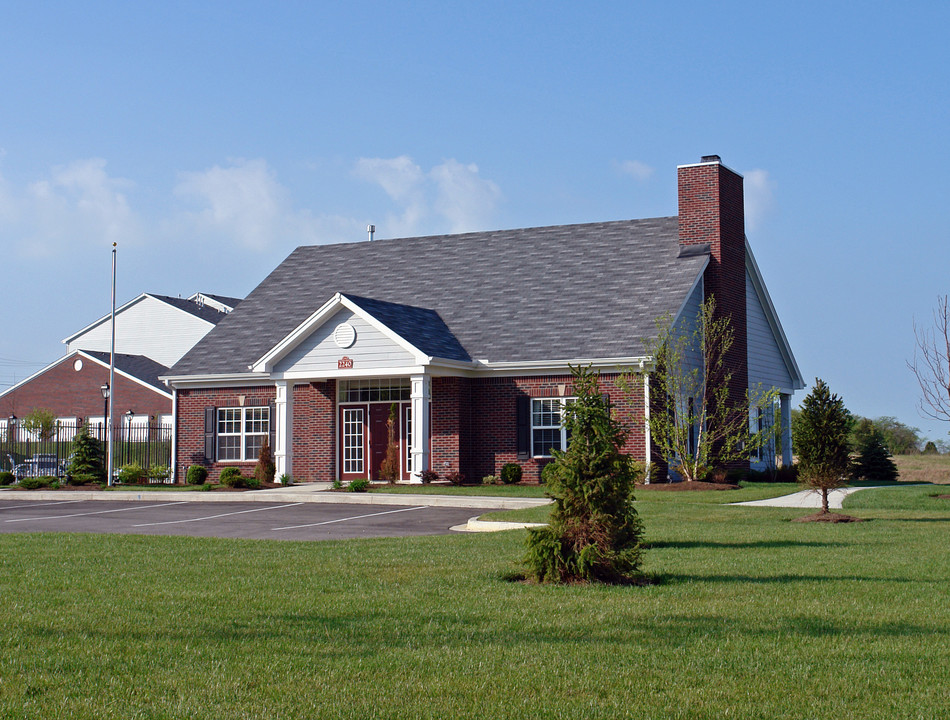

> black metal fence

[{"left": 1, "top": 421, "right": 172, "bottom": 482}]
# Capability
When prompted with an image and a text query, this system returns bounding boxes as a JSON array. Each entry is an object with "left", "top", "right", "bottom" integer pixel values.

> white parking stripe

[
  {"left": 0, "top": 500, "right": 84, "bottom": 512},
  {"left": 132, "top": 502, "right": 303, "bottom": 527},
  {"left": 272, "top": 505, "right": 428, "bottom": 531},
  {"left": 4, "top": 501, "right": 188, "bottom": 523}
]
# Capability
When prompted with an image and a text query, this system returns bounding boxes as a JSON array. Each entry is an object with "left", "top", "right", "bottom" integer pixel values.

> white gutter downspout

[
  {"left": 170, "top": 386, "right": 177, "bottom": 484},
  {"left": 643, "top": 372, "right": 651, "bottom": 484}
]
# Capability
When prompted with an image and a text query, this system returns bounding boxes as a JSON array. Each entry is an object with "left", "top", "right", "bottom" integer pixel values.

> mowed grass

[{"left": 1, "top": 486, "right": 948, "bottom": 719}]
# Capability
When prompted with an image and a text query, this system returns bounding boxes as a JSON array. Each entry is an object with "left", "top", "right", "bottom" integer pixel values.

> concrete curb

[
  {"left": 451, "top": 516, "right": 549, "bottom": 533},
  {"left": 0, "top": 485, "right": 552, "bottom": 511}
]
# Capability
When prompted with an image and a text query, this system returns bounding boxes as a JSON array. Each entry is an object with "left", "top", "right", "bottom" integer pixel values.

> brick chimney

[{"left": 677, "top": 155, "right": 749, "bottom": 468}]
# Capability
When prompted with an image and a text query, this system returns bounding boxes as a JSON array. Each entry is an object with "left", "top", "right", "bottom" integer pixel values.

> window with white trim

[
  {"left": 531, "top": 398, "right": 575, "bottom": 457},
  {"left": 217, "top": 407, "right": 269, "bottom": 462},
  {"left": 342, "top": 407, "right": 365, "bottom": 474}
]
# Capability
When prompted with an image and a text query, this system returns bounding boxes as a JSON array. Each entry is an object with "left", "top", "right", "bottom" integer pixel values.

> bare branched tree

[{"left": 908, "top": 295, "right": 950, "bottom": 425}]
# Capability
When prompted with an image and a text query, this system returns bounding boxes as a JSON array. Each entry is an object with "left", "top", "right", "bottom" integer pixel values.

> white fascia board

[
  {"left": 0, "top": 350, "right": 173, "bottom": 401},
  {"left": 0, "top": 355, "right": 72, "bottom": 399},
  {"left": 79, "top": 351, "right": 174, "bottom": 399},
  {"left": 469, "top": 356, "right": 654, "bottom": 377},
  {"left": 161, "top": 373, "right": 272, "bottom": 389},
  {"left": 745, "top": 240, "right": 805, "bottom": 390},
  {"left": 270, "top": 364, "right": 431, "bottom": 383},
  {"left": 61, "top": 292, "right": 150, "bottom": 345},
  {"left": 61, "top": 292, "right": 215, "bottom": 346},
  {"left": 250, "top": 293, "right": 429, "bottom": 372}
]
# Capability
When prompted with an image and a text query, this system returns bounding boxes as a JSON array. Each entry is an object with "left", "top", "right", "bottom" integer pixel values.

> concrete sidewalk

[
  {"left": 731, "top": 486, "right": 884, "bottom": 510},
  {"left": 0, "top": 483, "right": 551, "bottom": 511}
]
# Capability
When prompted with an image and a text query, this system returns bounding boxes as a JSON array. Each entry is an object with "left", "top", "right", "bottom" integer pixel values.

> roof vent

[
  {"left": 701, "top": 154, "right": 721, "bottom": 163},
  {"left": 367, "top": 224, "right": 375, "bottom": 241}
]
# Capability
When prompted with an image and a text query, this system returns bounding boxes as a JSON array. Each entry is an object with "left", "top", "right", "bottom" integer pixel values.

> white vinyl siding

[
  {"left": 273, "top": 309, "right": 415, "bottom": 374},
  {"left": 746, "top": 271, "right": 794, "bottom": 391},
  {"left": 66, "top": 295, "right": 215, "bottom": 367}
]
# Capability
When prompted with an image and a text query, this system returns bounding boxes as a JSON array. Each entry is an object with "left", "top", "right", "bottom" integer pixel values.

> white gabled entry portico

[{"left": 251, "top": 293, "right": 454, "bottom": 483}]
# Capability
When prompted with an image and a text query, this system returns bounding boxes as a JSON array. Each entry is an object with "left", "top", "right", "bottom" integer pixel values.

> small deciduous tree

[
  {"left": 909, "top": 295, "right": 950, "bottom": 427},
  {"left": 23, "top": 408, "right": 57, "bottom": 442},
  {"left": 525, "top": 365, "right": 644, "bottom": 584},
  {"left": 629, "top": 296, "right": 778, "bottom": 482},
  {"left": 254, "top": 437, "right": 276, "bottom": 485},
  {"left": 795, "top": 379, "right": 852, "bottom": 513},
  {"left": 379, "top": 403, "right": 401, "bottom": 484}
]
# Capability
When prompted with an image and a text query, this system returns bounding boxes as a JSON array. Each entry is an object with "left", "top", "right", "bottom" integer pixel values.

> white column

[
  {"left": 274, "top": 381, "right": 293, "bottom": 479},
  {"left": 780, "top": 393, "right": 792, "bottom": 468},
  {"left": 409, "top": 374, "right": 430, "bottom": 483},
  {"left": 643, "top": 373, "right": 652, "bottom": 484}
]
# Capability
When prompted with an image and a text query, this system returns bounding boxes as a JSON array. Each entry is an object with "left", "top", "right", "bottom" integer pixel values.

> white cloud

[
  {"left": 0, "top": 158, "right": 141, "bottom": 257},
  {"left": 431, "top": 159, "right": 502, "bottom": 234},
  {"left": 353, "top": 155, "right": 502, "bottom": 236},
  {"left": 744, "top": 168, "right": 776, "bottom": 232},
  {"left": 617, "top": 159, "right": 654, "bottom": 182},
  {"left": 173, "top": 157, "right": 365, "bottom": 250}
]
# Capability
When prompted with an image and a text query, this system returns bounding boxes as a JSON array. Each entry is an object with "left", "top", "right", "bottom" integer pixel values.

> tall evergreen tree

[
  {"left": 796, "top": 379, "right": 852, "bottom": 513},
  {"left": 525, "top": 365, "right": 644, "bottom": 584},
  {"left": 67, "top": 423, "right": 105, "bottom": 485},
  {"left": 853, "top": 428, "right": 899, "bottom": 482}
]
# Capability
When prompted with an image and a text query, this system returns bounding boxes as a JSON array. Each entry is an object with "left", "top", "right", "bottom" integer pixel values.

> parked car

[{"left": 12, "top": 454, "right": 67, "bottom": 480}]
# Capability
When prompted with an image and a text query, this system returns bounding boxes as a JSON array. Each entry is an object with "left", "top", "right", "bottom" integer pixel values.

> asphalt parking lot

[{"left": 0, "top": 499, "right": 480, "bottom": 541}]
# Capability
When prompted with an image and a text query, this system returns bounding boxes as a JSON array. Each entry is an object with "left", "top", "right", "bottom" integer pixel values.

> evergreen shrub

[
  {"left": 348, "top": 478, "right": 369, "bottom": 492},
  {"left": 525, "top": 365, "right": 645, "bottom": 584},
  {"left": 500, "top": 462, "right": 523, "bottom": 484},
  {"left": 0, "top": 471, "right": 14, "bottom": 486},
  {"left": 186, "top": 465, "right": 208, "bottom": 485}
]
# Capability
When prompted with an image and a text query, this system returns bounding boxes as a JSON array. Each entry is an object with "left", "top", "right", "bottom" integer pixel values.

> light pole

[
  {"left": 100, "top": 383, "right": 111, "bottom": 484},
  {"left": 125, "top": 409, "right": 134, "bottom": 467}
]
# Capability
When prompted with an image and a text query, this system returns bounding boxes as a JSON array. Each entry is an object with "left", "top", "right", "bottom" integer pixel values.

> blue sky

[{"left": 2, "top": 2, "right": 949, "bottom": 442}]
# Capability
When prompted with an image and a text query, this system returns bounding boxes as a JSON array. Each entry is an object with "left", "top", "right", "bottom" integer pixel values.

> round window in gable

[
  {"left": 73, "top": 358, "right": 83, "bottom": 372},
  {"left": 333, "top": 322, "right": 357, "bottom": 349}
]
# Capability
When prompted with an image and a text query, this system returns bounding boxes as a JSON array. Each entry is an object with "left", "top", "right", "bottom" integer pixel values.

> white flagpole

[{"left": 107, "top": 243, "right": 116, "bottom": 486}]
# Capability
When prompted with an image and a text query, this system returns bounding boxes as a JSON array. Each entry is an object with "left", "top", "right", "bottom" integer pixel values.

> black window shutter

[
  {"left": 204, "top": 407, "right": 216, "bottom": 463},
  {"left": 516, "top": 395, "right": 530, "bottom": 460},
  {"left": 268, "top": 401, "right": 276, "bottom": 452}
]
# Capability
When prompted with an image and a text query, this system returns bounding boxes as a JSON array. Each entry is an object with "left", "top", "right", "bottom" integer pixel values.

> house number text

[{"left": 338, "top": 356, "right": 354, "bottom": 369}]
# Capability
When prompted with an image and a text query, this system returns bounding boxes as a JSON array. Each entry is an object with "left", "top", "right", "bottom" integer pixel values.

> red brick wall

[
  {"left": 467, "top": 372, "right": 647, "bottom": 484},
  {"left": 0, "top": 354, "right": 170, "bottom": 420},
  {"left": 291, "top": 381, "right": 336, "bottom": 482},
  {"left": 678, "top": 158, "right": 749, "bottom": 471},
  {"left": 431, "top": 376, "right": 472, "bottom": 479},
  {"left": 175, "top": 385, "right": 276, "bottom": 482}
]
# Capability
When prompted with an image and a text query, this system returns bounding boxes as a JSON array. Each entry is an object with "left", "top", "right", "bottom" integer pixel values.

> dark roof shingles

[{"left": 170, "top": 217, "right": 707, "bottom": 376}]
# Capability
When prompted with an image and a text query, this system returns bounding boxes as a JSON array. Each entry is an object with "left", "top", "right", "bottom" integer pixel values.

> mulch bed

[
  {"left": 636, "top": 481, "right": 740, "bottom": 492},
  {"left": 938, "top": 494, "right": 950, "bottom": 500},
  {"left": 792, "top": 511, "right": 865, "bottom": 523}
]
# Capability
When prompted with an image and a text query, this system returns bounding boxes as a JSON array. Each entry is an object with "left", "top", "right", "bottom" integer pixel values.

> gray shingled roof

[
  {"left": 84, "top": 351, "right": 170, "bottom": 393},
  {"left": 151, "top": 294, "right": 234, "bottom": 325},
  {"left": 169, "top": 217, "right": 708, "bottom": 376},
  {"left": 343, "top": 294, "right": 471, "bottom": 361}
]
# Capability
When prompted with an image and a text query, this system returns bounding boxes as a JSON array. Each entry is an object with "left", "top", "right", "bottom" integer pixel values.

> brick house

[
  {"left": 0, "top": 292, "right": 240, "bottom": 439},
  {"left": 164, "top": 157, "right": 803, "bottom": 484}
]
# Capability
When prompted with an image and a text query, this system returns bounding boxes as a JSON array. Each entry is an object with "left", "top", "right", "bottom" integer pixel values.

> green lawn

[{"left": 1, "top": 484, "right": 947, "bottom": 719}]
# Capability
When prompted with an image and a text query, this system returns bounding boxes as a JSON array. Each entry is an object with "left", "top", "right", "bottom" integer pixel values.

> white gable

[
  {"left": 273, "top": 308, "right": 416, "bottom": 375},
  {"left": 65, "top": 295, "right": 214, "bottom": 367},
  {"left": 746, "top": 270, "right": 795, "bottom": 392}
]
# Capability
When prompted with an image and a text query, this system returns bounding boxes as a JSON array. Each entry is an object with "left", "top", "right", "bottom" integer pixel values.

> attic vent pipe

[{"left": 367, "top": 224, "right": 375, "bottom": 241}]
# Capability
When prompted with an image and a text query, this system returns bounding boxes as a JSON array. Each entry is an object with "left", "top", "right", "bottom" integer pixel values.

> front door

[{"left": 368, "top": 404, "right": 390, "bottom": 481}]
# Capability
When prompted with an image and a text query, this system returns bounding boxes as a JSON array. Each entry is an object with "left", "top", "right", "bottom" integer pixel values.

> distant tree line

[{"left": 791, "top": 410, "right": 946, "bottom": 456}]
